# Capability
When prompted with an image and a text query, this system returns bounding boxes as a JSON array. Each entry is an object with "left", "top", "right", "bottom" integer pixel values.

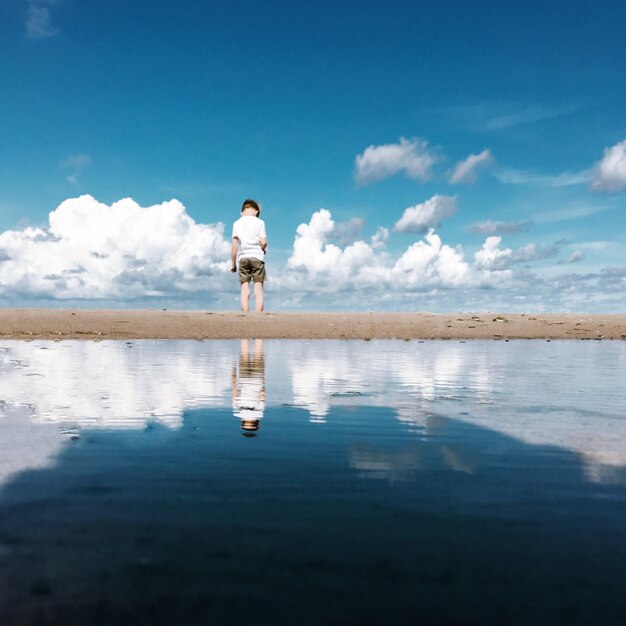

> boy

[
  {"left": 231, "top": 338, "right": 265, "bottom": 436},
  {"left": 231, "top": 199, "right": 267, "bottom": 312}
]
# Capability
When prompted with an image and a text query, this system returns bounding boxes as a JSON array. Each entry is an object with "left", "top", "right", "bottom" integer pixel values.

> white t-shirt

[
  {"left": 232, "top": 215, "right": 266, "bottom": 262},
  {"left": 233, "top": 377, "right": 265, "bottom": 420}
]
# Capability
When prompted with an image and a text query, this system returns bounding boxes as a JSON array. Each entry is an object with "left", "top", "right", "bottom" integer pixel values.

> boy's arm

[
  {"left": 259, "top": 221, "right": 267, "bottom": 254},
  {"left": 231, "top": 238, "right": 239, "bottom": 272}
]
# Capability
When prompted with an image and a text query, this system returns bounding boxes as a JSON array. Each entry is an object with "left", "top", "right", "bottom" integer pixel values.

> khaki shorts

[{"left": 238, "top": 257, "right": 266, "bottom": 284}]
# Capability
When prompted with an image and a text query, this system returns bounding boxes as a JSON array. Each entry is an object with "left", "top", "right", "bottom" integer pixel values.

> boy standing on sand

[{"left": 231, "top": 199, "right": 267, "bottom": 312}]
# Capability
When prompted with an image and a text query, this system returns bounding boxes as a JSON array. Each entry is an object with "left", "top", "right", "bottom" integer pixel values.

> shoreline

[{"left": 0, "top": 309, "right": 625, "bottom": 340}]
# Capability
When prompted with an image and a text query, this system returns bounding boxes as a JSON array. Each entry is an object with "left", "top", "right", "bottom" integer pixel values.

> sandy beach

[{"left": 0, "top": 309, "right": 624, "bottom": 340}]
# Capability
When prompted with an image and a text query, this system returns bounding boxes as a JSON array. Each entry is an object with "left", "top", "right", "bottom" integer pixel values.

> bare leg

[
  {"left": 253, "top": 338, "right": 263, "bottom": 358},
  {"left": 240, "top": 282, "right": 250, "bottom": 312},
  {"left": 254, "top": 282, "right": 264, "bottom": 312},
  {"left": 254, "top": 339, "right": 265, "bottom": 402}
]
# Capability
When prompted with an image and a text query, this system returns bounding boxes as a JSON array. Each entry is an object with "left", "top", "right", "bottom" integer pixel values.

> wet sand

[{"left": 0, "top": 309, "right": 625, "bottom": 340}]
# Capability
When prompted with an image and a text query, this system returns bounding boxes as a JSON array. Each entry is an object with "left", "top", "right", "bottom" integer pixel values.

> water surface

[{"left": 0, "top": 340, "right": 625, "bottom": 624}]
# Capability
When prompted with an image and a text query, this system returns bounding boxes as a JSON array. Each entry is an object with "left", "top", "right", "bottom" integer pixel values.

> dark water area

[{"left": 0, "top": 340, "right": 625, "bottom": 624}]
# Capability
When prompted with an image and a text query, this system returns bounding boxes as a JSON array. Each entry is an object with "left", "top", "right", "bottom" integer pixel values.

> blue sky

[{"left": 0, "top": 0, "right": 625, "bottom": 311}]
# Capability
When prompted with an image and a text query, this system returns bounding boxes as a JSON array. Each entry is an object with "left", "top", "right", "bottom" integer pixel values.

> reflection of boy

[
  {"left": 231, "top": 199, "right": 267, "bottom": 313},
  {"left": 232, "top": 339, "right": 266, "bottom": 436}
]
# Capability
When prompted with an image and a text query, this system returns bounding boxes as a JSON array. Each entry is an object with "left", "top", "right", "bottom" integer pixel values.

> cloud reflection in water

[{"left": 0, "top": 339, "right": 625, "bottom": 485}]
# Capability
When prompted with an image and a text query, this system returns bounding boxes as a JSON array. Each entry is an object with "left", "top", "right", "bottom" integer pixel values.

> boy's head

[
  {"left": 241, "top": 198, "right": 260, "bottom": 216},
  {"left": 241, "top": 419, "right": 260, "bottom": 436}
]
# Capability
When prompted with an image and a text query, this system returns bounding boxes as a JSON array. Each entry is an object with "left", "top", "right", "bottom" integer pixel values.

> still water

[{"left": 0, "top": 339, "right": 625, "bottom": 624}]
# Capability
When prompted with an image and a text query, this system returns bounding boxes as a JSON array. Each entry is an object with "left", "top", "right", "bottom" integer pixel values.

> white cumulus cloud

[
  {"left": 283, "top": 208, "right": 509, "bottom": 295},
  {"left": 591, "top": 139, "right": 626, "bottom": 191},
  {"left": 0, "top": 195, "right": 231, "bottom": 299},
  {"left": 392, "top": 230, "right": 471, "bottom": 288},
  {"left": 2, "top": 198, "right": 620, "bottom": 312},
  {"left": 474, "top": 237, "right": 565, "bottom": 270},
  {"left": 474, "top": 236, "right": 514, "bottom": 271},
  {"left": 286, "top": 209, "right": 381, "bottom": 288},
  {"left": 354, "top": 137, "right": 438, "bottom": 185},
  {"left": 371, "top": 226, "right": 389, "bottom": 249},
  {"left": 394, "top": 194, "right": 457, "bottom": 233},
  {"left": 449, "top": 149, "right": 494, "bottom": 184}
]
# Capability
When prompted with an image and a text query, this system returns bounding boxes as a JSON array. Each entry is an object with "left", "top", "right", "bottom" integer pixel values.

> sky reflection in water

[
  {"left": 0, "top": 339, "right": 625, "bottom": 623},
  {"left": 1, "top": 339, "right": 625, "bottom": 485}
]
